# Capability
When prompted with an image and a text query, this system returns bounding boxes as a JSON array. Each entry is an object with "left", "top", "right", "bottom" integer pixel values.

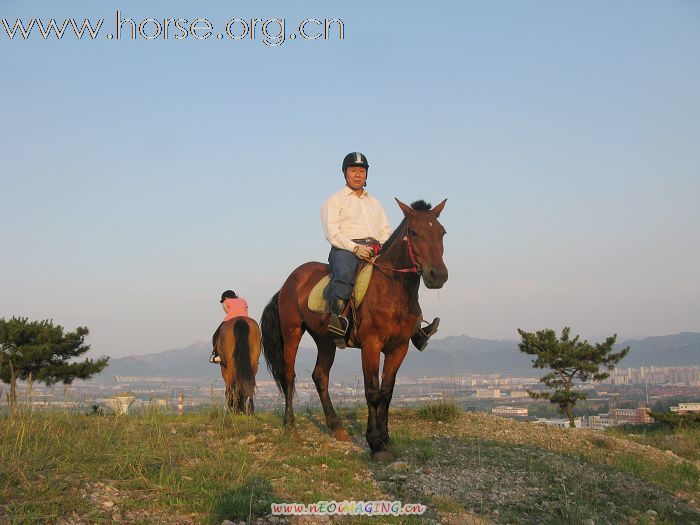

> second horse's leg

[
  {"left": 225, "top": 385, "right": 234, "bottom": 411},
  {"left": 235, "top": 385, "right": 246, "bottom": 414},
  {"left": 311, "top": 337, "right": 350, "bottom": 441},
  {"left": 221, "top": 353, "right": 235, "bottom": 412}
]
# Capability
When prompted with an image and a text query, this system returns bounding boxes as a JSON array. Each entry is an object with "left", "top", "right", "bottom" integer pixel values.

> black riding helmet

[
  {"left": 342, "top": 152, "right": 369, "bottom": 174},
  {"left": 220, "top": 290, "right": 238, "bottom": 303}
]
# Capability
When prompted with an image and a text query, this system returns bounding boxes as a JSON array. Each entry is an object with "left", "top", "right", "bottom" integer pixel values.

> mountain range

[{"left": 90, "top": 332, "right": 700, "bottom": 383}]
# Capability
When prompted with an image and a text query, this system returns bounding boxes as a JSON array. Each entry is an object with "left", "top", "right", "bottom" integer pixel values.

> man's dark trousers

[{"left": 328, "top": 246, "right": 360, "bottom": 303}]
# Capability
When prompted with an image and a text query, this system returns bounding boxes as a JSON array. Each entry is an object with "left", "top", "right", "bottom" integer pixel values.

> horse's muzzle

[{"left": 422, "top": 267, "right": 448, "bottom": 289}]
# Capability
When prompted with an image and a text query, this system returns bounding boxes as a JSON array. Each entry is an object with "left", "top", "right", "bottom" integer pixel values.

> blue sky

[{"left": 1, "top": 1, "right": 699, "bottom": 358}]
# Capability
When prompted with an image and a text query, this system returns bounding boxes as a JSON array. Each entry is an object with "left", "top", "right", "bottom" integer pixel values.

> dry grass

[{"left": 1, "top": 405, "right": 698, "bottom": 524}]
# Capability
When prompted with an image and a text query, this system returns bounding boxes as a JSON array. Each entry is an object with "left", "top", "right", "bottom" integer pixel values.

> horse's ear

[
  {"left": 432, "top": 198, "right": 447, "bottom": 217},
  {"left": 395, "top": 198, "right": 415, "bottom": 217}
]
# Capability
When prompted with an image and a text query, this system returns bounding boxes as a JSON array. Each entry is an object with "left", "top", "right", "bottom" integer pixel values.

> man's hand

[{"left": 353, "top": 245, "right": 373, "bottom": 260}]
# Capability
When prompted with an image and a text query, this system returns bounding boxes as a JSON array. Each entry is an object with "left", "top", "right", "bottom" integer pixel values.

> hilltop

[
  {"left": 1, "top": 406, "right": 698, "bottom": 524},
  {"left": 91, "top": 332, "right": 700, "bottom": 382}
]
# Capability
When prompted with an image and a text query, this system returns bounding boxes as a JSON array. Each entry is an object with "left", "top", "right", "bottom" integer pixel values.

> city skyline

[{"left": 2, "top": 1, "right": 699, "bottom": 358}]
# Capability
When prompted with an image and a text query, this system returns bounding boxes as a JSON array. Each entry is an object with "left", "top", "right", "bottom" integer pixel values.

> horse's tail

[
  {"left": 261, "top": 292, "right": 289, "bottom": 396},
  {"left": 233, "top": 318, "right": 256, "bottom": 406}
]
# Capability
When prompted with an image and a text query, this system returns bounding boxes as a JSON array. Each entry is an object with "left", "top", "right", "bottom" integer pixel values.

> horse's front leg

[
  {"left": 378, "top": 343, "right": 410, "bottom": 447},
  {"left": 361, "top": 341, "right": 392, "bottom": 460}
]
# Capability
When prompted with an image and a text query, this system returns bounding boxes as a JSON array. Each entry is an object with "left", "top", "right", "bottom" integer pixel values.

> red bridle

[{"left": 367, "top": 232, "right": 421, "bottom": 274}]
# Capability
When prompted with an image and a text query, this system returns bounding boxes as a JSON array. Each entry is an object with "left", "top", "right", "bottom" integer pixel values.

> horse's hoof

[
  {"left": 371, "top": 450, "right": 396, "bottom": 462},
  {"left": 332, "top": 428, "right": 351, "bottom": 441}
]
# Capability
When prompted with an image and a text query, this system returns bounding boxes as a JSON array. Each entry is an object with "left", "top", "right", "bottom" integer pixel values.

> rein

[{"left": 367, "top": 232, "right": 421, "bottom": 274}]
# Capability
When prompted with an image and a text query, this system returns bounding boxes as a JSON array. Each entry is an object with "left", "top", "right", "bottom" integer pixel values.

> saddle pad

[{"left": 308, "top": 265, "right": 374, "bottom": 314}]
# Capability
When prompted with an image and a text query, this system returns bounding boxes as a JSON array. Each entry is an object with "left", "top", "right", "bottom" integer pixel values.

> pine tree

[
  {"left": 517, "top": 327, "right": 629, "bottom": 428},
  {"left": 0, "top": 317, "right": 109, "bottom": 410}
]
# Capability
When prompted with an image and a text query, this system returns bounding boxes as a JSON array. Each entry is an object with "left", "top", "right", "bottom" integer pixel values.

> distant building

[
  {"left": 579, "top": 408, "right": 652, "bottom": 429},
  {"left": 535, "top": 417, "right": 583, "bottom": 429},
  {"left": 476, "top": 388, "right": 501, "bottom": 399},
  {"left": 509, "top": 390, "right": 529, "bottom": 398},
  {"left": 492, "top": 406, "right": 528, "bottom": 417},
  {"left": 583, "top": 414, "right": 612, "bottom": 430},
  {"left": 608, "top": 366, "right": 700, "bottom": 386},
  {"left": 670, "top": 402, "right": 700, "bottom": 414},
  {"left": 610, "top": 407, "right": 652, "bottom": 425},
  {"left": 107, "top": 393, "right": 136, "bottom": 415}
]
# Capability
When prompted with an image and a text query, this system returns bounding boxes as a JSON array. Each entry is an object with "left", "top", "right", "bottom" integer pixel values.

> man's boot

[
  {"left": 411, "top": 317, "right": 440, "bottom": 352},
  {"left": 328, "top": 298, "right": 349, "bottom": 348},
  {"left": 209, "top": 350, "right": 221, "bottom": 364}
]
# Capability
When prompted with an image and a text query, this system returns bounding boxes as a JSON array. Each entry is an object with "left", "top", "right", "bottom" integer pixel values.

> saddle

[{"left": 307, "top": 264, "right": 374, "bottom": 314}]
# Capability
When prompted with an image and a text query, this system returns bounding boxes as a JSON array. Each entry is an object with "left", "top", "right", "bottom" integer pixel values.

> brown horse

[
  {"left": 261, "top": 198, "right": 448, "bottom": 459},
  {"left": 216, "top": 317, "right": 261, "bottom": 414}
]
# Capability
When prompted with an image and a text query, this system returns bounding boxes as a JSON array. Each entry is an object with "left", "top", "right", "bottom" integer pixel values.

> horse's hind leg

[
  {"left": 235, "top": 387, "right": 253, "bottom": 415},
  {"left": 311, "top": 337, "right": 350, "bottom": 441},
  {"left": 219, "top": 328, "right": 236, "bottom": 411},
  {"left": 281, "top": 326, "right": 302, "bottom": 427},
  {"left": 225, "top": 385, "right": 235, "bottom": 411},
  {"left": 235, "top": 386, "right": 246, "bottom": 414}
]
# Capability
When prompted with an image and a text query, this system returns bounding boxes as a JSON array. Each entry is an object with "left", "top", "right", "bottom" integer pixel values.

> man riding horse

[
  {"left": 321, "top": 151, "right": 440, "bottom": 350},
  {"left": 262, "top": 170, "right": 448, "bottom": 458}
]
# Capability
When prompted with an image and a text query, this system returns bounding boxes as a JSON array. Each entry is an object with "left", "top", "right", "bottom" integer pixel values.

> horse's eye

[{"left": 408, "top": 229, "right": 417, "bottom": 237}]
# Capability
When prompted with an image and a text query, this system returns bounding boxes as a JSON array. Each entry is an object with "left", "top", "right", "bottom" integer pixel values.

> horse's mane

[
  {"left": 410, "top": 199, "right": 432, "bottom": 211},
  {"left": 379, "top": 200, "right": 432, "bottom": 255}
]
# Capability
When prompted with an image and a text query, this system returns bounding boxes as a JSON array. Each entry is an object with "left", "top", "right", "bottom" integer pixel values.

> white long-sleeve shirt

[{"left": 321, "top": 186, "right": 393, "bottom": 251}]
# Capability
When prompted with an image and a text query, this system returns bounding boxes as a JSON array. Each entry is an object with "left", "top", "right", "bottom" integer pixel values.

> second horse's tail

[
  {"left": 261, "top": 292, "right": 291, "bottom": 396},
  {"left": 233, "top": 318, "right": 255, "bottom": 407}
]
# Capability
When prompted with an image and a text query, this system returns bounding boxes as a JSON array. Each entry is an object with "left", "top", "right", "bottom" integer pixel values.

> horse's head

[{"left": 396, "top": 198, "right": 448, "bottom": 289}]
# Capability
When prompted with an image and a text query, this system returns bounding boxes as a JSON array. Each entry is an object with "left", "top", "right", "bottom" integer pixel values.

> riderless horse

[{"left": 261, "top": 198, "right": 447, "bottom": 459}]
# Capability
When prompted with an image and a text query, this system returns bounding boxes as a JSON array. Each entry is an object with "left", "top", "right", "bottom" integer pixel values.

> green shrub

[
  {"left": 650, "top": 411, "right": 700, "bottom": 430},
  {"left": 416, "top": 401, "right": 461, "bottom": 422}
]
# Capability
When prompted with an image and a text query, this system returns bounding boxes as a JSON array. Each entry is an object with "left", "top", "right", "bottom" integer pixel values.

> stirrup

[
  {"left": 411, "top": 317, "right": 440, "bottom": 352},
  {"left": 328, "top": 314, "right": 349, "bottom": 349},
  {"left": 328, "top": 314, "right": 349, "bottom": 337}
]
